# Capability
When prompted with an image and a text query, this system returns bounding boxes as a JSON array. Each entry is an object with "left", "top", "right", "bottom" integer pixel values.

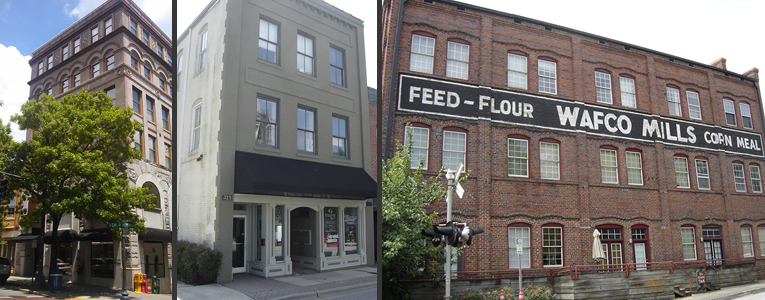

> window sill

[
  {"left": 331, "top": 156, "right": 352, "bottom": 164},
  {"left": 296, "top": 152, "right": 319, "bottom": 160},
  {"left": 254, "top": 145, "right": 281, "bottom": 155},
  {"left": 257, "top": 59, "right": 282, "bottom": 69},
  {"left": 296, "top": 70, "right": 317, "bottom": 81},
  {"left": 330, "top": 82, "right": 349, "bottom": 91}
]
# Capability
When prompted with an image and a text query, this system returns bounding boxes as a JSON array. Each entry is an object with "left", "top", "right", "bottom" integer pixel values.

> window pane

[
  {"left": 405, "top": 126, "right": 429, "bottom": 169},
  {"left": 626, "top": 152, "right": 643, "bottom": 185},
  {"left": 443, "top": 131, "right": 466, "bottom": 171},
  {"left": 687, "top": 91, "right": 701, "bottom": 120},
  {"left": 540, "top": 142, "right": 559, "bottom": 180},
  {"left": 667, "top": 87, "right": 681, "bottom": 116},
  {"left": 734, "top": 164, "right": 746, "bottom": 192},
  {"left": 595, "top": 72, "right": 612, "bottom": 104},
  {"left": 675, "top": 157, "right": 689, "bottom": 188},
  {"left": 620, "top": 77, "right": 636, "bottom": 108},
  {"left": 600, "top": 149, "right": 618, "bottom": 183}
]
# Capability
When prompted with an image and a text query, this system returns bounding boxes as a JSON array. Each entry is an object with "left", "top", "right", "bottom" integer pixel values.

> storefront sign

[
  {"left": 398, "top": 73, "right": 764, "bottom": 157},
  {"left": 324, "top": 207, "right": 339, "bottom": 247}
]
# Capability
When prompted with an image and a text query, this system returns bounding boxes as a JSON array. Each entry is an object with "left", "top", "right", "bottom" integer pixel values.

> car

[
  {"left": 56, "top": 259, "right": 72, "bottom": 276},
  {"left": 0, "top": 257, "right": 11, "bottom": 284}
]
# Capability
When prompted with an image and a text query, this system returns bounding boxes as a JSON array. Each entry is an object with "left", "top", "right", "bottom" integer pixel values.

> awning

[
  {"left": 234, "top": 151, "right": 377, "bottom": 199},
  {"left": 44, "top": 229, "right": 78, "bottom": 244},
  {"left": 77, "top": 228, "right": 113, "bottom": 242},
  {"left": 10, "top": 233, "right": 39, "bottom": 243},
  {"left": 139, "top": 228, "right": 171, "bottom": 242}
]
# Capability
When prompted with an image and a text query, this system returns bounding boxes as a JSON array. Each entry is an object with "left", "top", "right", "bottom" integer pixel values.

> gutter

[{"left": 383, "top": 0, "right": 407, "bottom": 161}]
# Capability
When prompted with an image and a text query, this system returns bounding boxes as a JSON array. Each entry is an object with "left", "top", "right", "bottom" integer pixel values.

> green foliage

[
  {"left": 382, "top": 133, "right": 448, "bottom": 299},
  {"left": 443, "top": 285, "right": 554, "bottom": 300},
  {"left": 177, "top": 240, "right": 222, "bottom": 285}
]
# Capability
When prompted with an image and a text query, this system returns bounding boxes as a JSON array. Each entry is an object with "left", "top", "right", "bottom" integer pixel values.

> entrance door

[
  {"left": 232, "top": 216, "right": 246, "bottom": 273},
  {"left": 634, "top": 243, "right": 647, "bottom": 270},
  {"left": 704, "top": 240, "right": 722, "bottom": 266}
]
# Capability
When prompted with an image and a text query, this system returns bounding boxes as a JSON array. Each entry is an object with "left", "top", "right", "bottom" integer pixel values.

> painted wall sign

[
  {"left": 397, "top": 73, "right": 764, "bottom": 157},
  {"left": 324, "top": 207, "right": 339, "bottom": 247}
]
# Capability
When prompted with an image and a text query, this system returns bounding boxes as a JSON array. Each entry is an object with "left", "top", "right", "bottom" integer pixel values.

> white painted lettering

[
  {"left": 676, "top": 124, "right": 688, "bottom": 142},
  {"left": 617, "top": 115, "right": 632, "bottom": 134},
  {"left": 422, "top": 88, "right": 433, "bottom": 104},
  {"left": 643, "top": 119, "right": 662, "bottom": 138},
  {"left": 447, "top": 92, "right": 460, "bottom": 107},
  {"left": 604, "top": 113, "right": 618, "bottom": 133},
  {"left": 512, "top": 101, "right": 523, "bottom": 117},
  {"left": 579, "top": 110, "right": 594, "bottom": 129},
  {"left": 523, "top": 103, "right": 534, "bottom": 118},
  {"left": 490, "top": 98, "right": 501, "bottom": 114},
  {"left": 500, "top": 100, "right": 511, "bottom": 115},
  {"left": 433, "top": 90, "right": 445, "bottom": 106},
  {"left": 686, "top": 126, "right": 696, "bottom": 143},
  {"left": 665, "top": 123, "right": 677, "bottom": 141},
  {"left": 409, "top": 86, "right": 421, "bottom": 102},
  {"left": 479, "top": 95, "right": 490, "bottom": 110},
  {"left": 593, "top": 111, "right": 604, "bottom": 130},
  {"left": 557, "top": 105, "right": 580, "bottom": 127}
]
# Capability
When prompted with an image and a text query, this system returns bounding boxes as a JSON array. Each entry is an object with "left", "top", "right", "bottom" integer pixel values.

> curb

[
  {"left": 270, "top": 281, "right": 377, "bottom": 300},
  {"left": 708, "top": 286, "right": 765, "bottom": 300}
]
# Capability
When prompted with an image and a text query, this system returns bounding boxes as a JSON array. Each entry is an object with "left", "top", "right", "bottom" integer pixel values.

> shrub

[
  {"left": 440, "top": 285, "right": 554, "bottom": 300},
  {"left": 177, "top": 240, "right": 222, "bottom": 285}
]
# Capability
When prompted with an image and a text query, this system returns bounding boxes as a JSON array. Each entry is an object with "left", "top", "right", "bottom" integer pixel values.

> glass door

[
  {"left": 232, "top": 216, "right": 246, "bottom": 273},
  {"left": 634, "top": 243, "right": 647, "bottom": 270}
]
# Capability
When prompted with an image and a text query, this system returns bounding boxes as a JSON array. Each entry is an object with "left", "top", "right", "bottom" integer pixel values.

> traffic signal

[
  {"left": 421, "top": 226, "right": 444, "bottom": 247},
  {"left": 0, "top": 178, "right": 8, "bottom": 198},
  {"left": 435, "top": 221, "right": 461, "bottom": 247},
  {"left": 460, "top": 223, "right": 484, "bottom": 246}
]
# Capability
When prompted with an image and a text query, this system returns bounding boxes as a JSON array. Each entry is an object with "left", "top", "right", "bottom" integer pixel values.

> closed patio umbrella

[{"left": 592, "top": 229, "right": 606, "bottom": 262}]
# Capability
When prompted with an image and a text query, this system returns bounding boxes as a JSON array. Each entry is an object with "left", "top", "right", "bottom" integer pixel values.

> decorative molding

[
  {"left": 404, "top": 22, "right": 481, "bottom": 41},
  {"left": 591, "top": 215, "right": 662, "bottom": 222},
  {"left": 655, "top": 75, "right": 709, "bottom": 92},
  {"left": 489, "top": 213, "right": 581, "bottom": 220},
  {"left": 294, "top": 0, "right": 356, "bottom": 30}
]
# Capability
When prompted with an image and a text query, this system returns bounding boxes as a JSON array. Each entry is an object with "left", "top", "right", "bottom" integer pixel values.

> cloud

[
  {"left": 0, "top": 44, "right": 31, "bottom": 142},
  {"left": 133, "top": 0, "right": 172, "bottom": 37},
  {"left": 65, "top": 0, "right": 107, "bottom": 19}
]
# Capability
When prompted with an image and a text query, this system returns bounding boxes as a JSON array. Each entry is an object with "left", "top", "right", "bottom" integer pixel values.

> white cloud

[
  {"left": 133, "top": 0, "right": 173, "bottom": 37},
  {"left": 65, "top": 0, "right": 106, "bottom": 19},
  {"left": 0, "top": 44, "right": 32, "bottom": 142}
]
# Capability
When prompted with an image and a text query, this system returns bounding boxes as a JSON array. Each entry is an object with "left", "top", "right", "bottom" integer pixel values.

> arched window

[
  {"left": 159, "top": 74, "right": 166, "bottom": 92},
  {"left": 91, "top": 58, "right": 101, "bottom": 78},
  {"left": 73, "top": 69, "right": 81, "bottom": 87},
  {"left": 142, "top": 182, "right": 161, "bottom": 210},
  {"left": 45, "top": 83, "right": 52, "bottom": 96},
  {"left": 61, "top": 75, "right": 70, "bottom": 93},
  {"left": 106, "top": 51, "right": 115, "bottom": 70}
]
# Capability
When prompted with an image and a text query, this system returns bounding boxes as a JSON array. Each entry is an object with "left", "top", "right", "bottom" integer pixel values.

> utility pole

[{"left": 443, "top": 164, "right": 464, "bottom": 300}]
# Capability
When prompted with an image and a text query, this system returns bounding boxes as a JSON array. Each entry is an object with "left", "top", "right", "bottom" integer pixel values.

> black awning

[
  {"left": 44, "top": 229, "right": 78, "bottom": 244},
  {"left": 10, "top": 233, "right": 39, "bottom": 243},
  {"left": 234, "top": 151, "right": 377, "bottom": 199},
  {"left": 138, "top": 228, "right": 171, "bottom": 242},
  {"left": 77, "top": 228, "right": 113, "bottom": 241}
]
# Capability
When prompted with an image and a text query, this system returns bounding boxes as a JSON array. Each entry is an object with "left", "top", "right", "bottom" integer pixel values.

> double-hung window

[
  {"left": 256, "top": 98, "right": 278, "bottom": 147},
  {"left": 626, "top": 151, "right": 643, "bottom": 185},
  {"left": 92, "top": 59, "right": 100, "bottom": 78},
  {"left": 73, "top": 69, "right": 81, "bottom": 87},
  {"left": 37, "top": 62, "right": 43, "bottom": 76},
  {"left": 197, "top": 26, "right": 208, "bottom": 72},
  {"left": 507, "top": 138, "right": 528, "bottom": 177},
  {"left": 146, "top": 97, "right": 155, "bottom": 123},
  {"left": 258, "top": 19, "right": 279, "bottom": 64},
  {"left": 132, "top": 89, "right": 142, "bottom": 115},
  {"left": 733, "top": 163, "right": 746, "bottom": 192},
  {"left": 157, "top": 44, "right": 163, "bottom": 58},
  {"left": 696, "top": 159, "right": 710, "bottom": 190},
  {"left": 507, "top": 53, "right": 527, "bottom": 90},
  {"left": 742, "top": 227, "right": 754, "bottom": 257},
  {"left": 62, "top": 77, "right": 69, "bottom": 93},
  {"left": 600, "top": 148, "right": 618, "bottom": 184},
  {"left": 190, "top": 103, "right": 201, "bottom": 152},
  {"left": 508, "top": 227, "right": 530, "bottom": 268},
  {"left": 446, "top": 41, "right": 469, "bottom": 80},
  {"left": 105, "top": 18, "right": 112, "bottom": 35},
  {"left": 297, "top": 34, "right": 314, "bottom": 76},
  {"left": 443, "top": 130, "right": 466, "bottom": 172},
  {"left": 164, "top": 143, "right": 172, "bottom": 169},
  {"left": 595, "top": 71, "right": 612, "bottom": 104},
  {"left": 724, "top": 99, "right": 737, "bottom": 126},
  {"left": 741, "top": 103, "right": 753, "bottom": 129},
  {"left": 681, "top": 227, "right": 697, "bottom": 260},
  {"left": 540, "top": 142, "right": 559, "bottom": 180},
  {"left": 142, "top": 31, "right": 149, "bottom": 45},
  {"left": 134, "top": 130, "right": 143, "bottom": 155},
  {"left": 687, "top": 91, "right": 701, "bottom": 120},
  {"left": 130, "top": 19, "right": 137, "bottom": 35},
  {"left": 329, "top": 47, "right": 345, "bottom": 86},
  {"left": 674, "top": 156, "right": 690, "bottom": 188},
  {"left": 147, "top": 135, "right": 156, "bottom": 163},
  {"left": 297, "top": 107, "right": 315, "bottom": 153},
  {"left": 410, "top": 34, "right": 434, "bottom": 74},
  {"left": 759, "top": 227, "right": 765, "bottom": 256},
  {"left": 47, "top": 55, "right": 53, "bottom": 71},
  {"left": 332, "top": 116, "right": 348, "bottom": 158},
  {"left": 667, "top": 87, "right": 681, "bottom": 116},
  {"left": 542, "top": 227, "right": 563, "bottom": 267},
  {"left": 106, "top": 53, "right": 114, "bottom": 70},
  {"left": 750, "top": 165, "right": 762, "bottom": 193},
  {"left": 74, "top": 39, "right": 80, "bottom": 54},
  {"left": 538, "top": 59, "right": 557, "bottom": 94},
  {"left": 620, "top": 76, "right": 636, "bottom": 108},
  {"left": 143, "top": 63, "right": 151, "bottom": 80},
  {"left": 91, "top": 26, "right": 99, "bottom": 43},
  {"left": 162, "top": 107, "right": 170, "bottom": 131},
  {"left": 405, "top": 126, "right": 429, "bottom": 169},
  {"left": 63, "top": 45, "right": 69, "bottom": 61}
]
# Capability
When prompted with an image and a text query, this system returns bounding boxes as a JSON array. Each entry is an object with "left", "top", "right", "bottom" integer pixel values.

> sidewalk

[
  {"left": 2, "top": 275, "right": 171, "bottom": 299},
  {"left": 687, "top": 280, "right": 765, "bottom": 300},
  {"left": 178, "top": 266, "right": 377, "bottom": 300}
]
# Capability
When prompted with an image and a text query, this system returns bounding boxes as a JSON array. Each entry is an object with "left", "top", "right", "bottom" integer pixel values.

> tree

[
  {"left": 0, "top": 100, "right": 14, "bottom": 246},
  {"left": 6, "top": 90, "right": 155, "bottom": 287},
  {"left": 382, "top": 134, "right": 448, "bottom": 299}
]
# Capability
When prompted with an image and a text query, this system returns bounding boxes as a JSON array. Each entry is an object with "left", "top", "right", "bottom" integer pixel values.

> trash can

[
  {"left": 50, "top": 269, "right": 62, "bottom": 291},
  {"left": 152, "top": 276, "right": 159, "bottom": 294},
  {"left": 134, "top": 273, "right": 142, "bottom": 293}
]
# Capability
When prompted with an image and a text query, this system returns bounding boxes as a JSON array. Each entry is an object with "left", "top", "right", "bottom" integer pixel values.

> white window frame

[
  {"left": 740, "top": 102, "right": 753, "bottom": 129},
  {"left": 667, "top": 87, "right": 681, "bottom": 117},
  {"left": 750, "top": 165, "right": 762, "bottom": 193},
  {"left": 443, "top": 130, "right": 466, "bottom": 172},
  {"left": 297, "top": 33, "right": 314, "bottom": 76},
  {"left": 405, "top": 126, "right": 429, "bottom": 169},
  {"left": 674, "top": 157, "right": 690, "bottom": 188},
  {"left": 595, "top": 71, "right": 612, "bottom": 104},
  {"left": 446, "top": 41, "right": 469, "bottom": 80},
  {"left": 600, "top": 149, "right": 618, "bottom": 184},
  {"left": 507, "top": 53, "right": 527, "bottom": 90},
  {"left": 190, "top": 102, "right": 202, "bottom": 152},
  {"left": 626, "top": 151, "right": 643, "bottom": 186},
  {"left": 508, "top": 227, "right": 530, "bottom": 268},
  {"left": 258, "top": 18, "right": 279, "bottom": 64},
  {"left": 410, "top": 34, "right": 435, "bottom": 74},
  {"left": 724, "top": 99, "right": 737, "bottom": 126},
  {"left": 507, "top": 138, "right": 528, "bottom": 178},
  {"left": 542, "top": 227, "right": 563, "bottom": 267},
  {"left": 758, "top": 227, "right": 765, "bottom": 256},
  {"left": 681, "top": 227, "right": 697, "bottom": 261},
  {"left": 687, "top": 91, "right": 702, "bottom": 120},
  {"left": 538, "top": 59, "right": 557, "bottom": 94},
  {"left": 62, "top": 45, "right": 69, "bottom": 61},
  {"left": 734, "top": 163, "right": 747, "bottom": 192},
  {"left": 197, "top": 26, "right": 208, "bottom": 72},
  {"left": 91, "top": 26, "right": 99, "bottom": 43},
  {"left": 620, "top": 76, "right": 636, "bottom": 108},
  {"left": 38, "top": 62, "right": 43, "bottom": 76},
  {"left": 696, "top": 159, "right": 711, "bottom": 190},
  {"left": 540, "top": 142, "right": 559, "bottom": 180},
  {"left": 742, "top": 227, "right": 754, "bottom": 257},
  {"left": 74, "top": 39, "right": 80, "bottom": 54},
  {"left": 47, "top": 55, "right": 53, "bottom": 70},
  {"left": 105, "top": 17, "right": 113, "bottom": 35}
]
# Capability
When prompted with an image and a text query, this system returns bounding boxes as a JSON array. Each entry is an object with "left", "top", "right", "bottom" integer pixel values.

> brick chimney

[{"left": 710, "top": 57, "right": 727, "bottom": 70}]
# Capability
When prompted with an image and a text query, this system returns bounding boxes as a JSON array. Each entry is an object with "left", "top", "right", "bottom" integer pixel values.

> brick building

[
  {"left": 382, "top": 0, "right": 764, "bottom": 276},
  {"left": 21, "top": 0, "right": 172, "bottom": 292}
]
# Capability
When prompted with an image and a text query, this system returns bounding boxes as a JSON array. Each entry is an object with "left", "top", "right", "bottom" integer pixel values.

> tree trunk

[{"left": 48, "top": 214, "right": 61, "bottom": 278}]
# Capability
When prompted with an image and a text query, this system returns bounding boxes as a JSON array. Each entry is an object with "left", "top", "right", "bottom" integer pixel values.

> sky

[{"left": 0, "top": 0, "right": 171, "bottom": 142}]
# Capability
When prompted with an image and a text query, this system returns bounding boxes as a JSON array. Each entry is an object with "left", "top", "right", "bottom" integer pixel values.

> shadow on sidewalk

[{"left": 4, "top": 276, "right": 171, "bottom": 299}]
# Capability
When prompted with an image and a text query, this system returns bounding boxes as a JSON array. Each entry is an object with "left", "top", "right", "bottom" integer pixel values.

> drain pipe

[{"left": 383, "top": 0, "right": 407, "bottom": 161}]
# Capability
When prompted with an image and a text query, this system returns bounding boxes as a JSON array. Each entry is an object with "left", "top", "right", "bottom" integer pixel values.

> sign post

[
  {"left": 120, "top": 212, "right": 128, "bottom": 300},
  {"left": 517, "top": 238, "right": 523, "bottom": 299},
  {"left": 444, "top": 164, "right": 464, "bottom": 299}
]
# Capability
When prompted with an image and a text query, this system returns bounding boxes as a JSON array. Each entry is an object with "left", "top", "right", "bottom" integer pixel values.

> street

[{"left": 0, "top": 287, "right": 55, "bottom": 299}]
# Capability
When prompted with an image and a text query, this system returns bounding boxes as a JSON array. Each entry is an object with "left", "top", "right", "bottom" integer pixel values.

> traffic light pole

[{"left": 444, "top": 170, "right": 455, "bottom": 300}]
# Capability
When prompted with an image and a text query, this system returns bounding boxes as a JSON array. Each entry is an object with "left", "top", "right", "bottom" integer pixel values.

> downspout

[{"left": 383, "top": 0, "right": 407, "bottom": 161}]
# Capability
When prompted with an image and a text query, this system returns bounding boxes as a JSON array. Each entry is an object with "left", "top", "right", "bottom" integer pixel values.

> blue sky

[{"left": 0, "top": 0, "right": 171, "bottom": 142}]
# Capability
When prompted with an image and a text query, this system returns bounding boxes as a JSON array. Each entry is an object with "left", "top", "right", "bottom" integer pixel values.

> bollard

[
  {"left": 519, "top": 288, "right": 524, "bottom": 300},
  {"left": 500, "top": 290, "right": 504, "bottom": 300},
  {"left": 152, "top": 276, "right": 159, "bottom": 294},
  {"left": 134, "top": 273, "right": 142, "bottom": 293}
]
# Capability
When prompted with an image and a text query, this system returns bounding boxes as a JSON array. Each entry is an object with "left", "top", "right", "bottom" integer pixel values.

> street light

[{"left": 121, "top": 212, "right": 128, "bottom": 300}]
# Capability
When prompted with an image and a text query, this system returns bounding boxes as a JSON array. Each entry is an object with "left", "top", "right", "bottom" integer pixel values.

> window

[
  {"left": 161, "top": 107, "right": 170, "bottom": 131},
  {"left": 681, "top": 227, "right": 697, "bottom": 260},
  {"left": 329, "top": 47, "right": 345, "bottom": 86},
  {"left": 742, "top": 227, "right": 754, "bottom": 257},
  {"left": 344, "top": 207, "right": 358, "bottom": 255},
  {"left": 297, "top": 107, "right": 315, "bottom": 153},
  {"left": 178, "top": 51, "right": 183, "bottom": 73},
  {"left": 62, "top": 45, "right": 69, "bottom": 61},
  {"left": 508, "top": 138, "right": 528, "bottom": 177},
  {"left": 142, "top": 31, "right": 149, "bottom": 45},
  {"left": 443, "top": 130, "right": 466, "bottom": 171},
  {"left": 598, "top": 228, "right": 624, "bottom": 267},
  {"left": 132, "top": 89, "right": 142, "bottom": 115},
  {"left": 105, "top": 86, "right": 115, "bottom": 106},
  {"left": 167, "top": 54, "right": 171, "bottom": 66},
  {"left": 600, "top": 148, "right": 618, "bottom": 184},
  {"left": 540, "top": 142, "right": 559, "bottom": 180},
  {"left": 538, "top": 59, "right": 557, "bottom": 94},
  {"left": 62, "top": 77, "right": 69, "bottom": 93},
  {"left": 91, "top": 59, "right": 100, "bottom": 78},
  {"left": 256, "top": 97, "right": 278, "bottom": 147},
  {"left": 674, "top": 156, "right": 690, "bottom": 188},
  {"left": 131, "top": 55, "right": 138, "bottom": 70},
  {"left": 508, "top": 226, "right": 530, "bottom": 268},
  {"left": 146, "top": 97, "right": 155, "bottom": 122},
  {"left": 759, "top": 227, "right": 765, "bottom": 256},
  {"left": 197, "top": 26, "right": 208, "bottom": 72},
  {"left": 410, "top": 34, "right": 435, "bottom": 74},
  {"left": 696, "top": 159, "right": 710, "bottom": 190},
  {"left": 130, "top": 19, "right": 137, "bottom": 35},
  {"left": 157, "top": 44, "right": 163, "bottom": 58},
  {"left": 45, "top": 84, "right": 52, "bottom": 96},
  {"left": 507, "top": 53, "right": 527, "bottom": 90},
  {"left": 74, "top": 39, "right": 80, "bottom": 54},
  {"left": 750, "top": 165, "right": 762, "bottom": 193},
  {"left": 724, "top": 99, "right": 737, "bottom": 126},
  {"left": 595, "top": 71, "right": 612, "bottom": 104},
  {"left": 258, "top": 19, "right": 278, "bottom": 64},
  {"left": 741, "top": 103, "right": 752, "bottom": 129},
  {"left": 143, "top": 63, "right": 151, "bottom": 80},
  {"left": 542, "top": 227, "right": 563, "bottom": 267},
  {"left": 105, "top": 18, "right": 112, "bottom": 35},
  {"left": 91, "top": 26, "right": 98, "bottom": 43},
  {"left": 297, "top": 34, "right": 314, "bottom": 76},
  {"left": 734, "top": 163, "right": 746, "bottom": 192},
  {"left": 620, "top": 76, "right": 636, "bottom": 108},
  {"left": 90, "top": 242, "right": 114, "bottom": 278},
  {"left": 332, "top": 116, "right": 349, "bottom": 158},
  {"left": 687, "top": 91, "right": 701, "bottom": 120},
  {"left": 405, "top": 126, "right": 429, "bottom": 169},
  {"left": 134, "top": 130, "right": 143, "bottom": 154},
  {"left": 626, "top": 151, "right": 643, "bottom": 185},
  {"left": 666, "top": 87, "right": 681, "bottom": 116},
  {"left": 446, "top": 41, "right": 469, "bottom": 80},
  {"left": 106, "top": 53, "right": 114, "bottom": 70},
  {"left": 147, "top": 135, "right": 156, "bottom": 163},
  {"left": 190, "top": 103, "right": 201, "bottom": 152},
  {"left": 37, "top": 62, "right": 43, "bottom": 76},
  {"left": 47, "top": 55, "right": 53, "bottom": 70},
  {"left": 164, "top": 143, "right": 172, "bottom": 170},
  {"left": 159, "top": 75, "right": 166, "bottom": 91},
  {"left": 73, "top": 69, "right": 81, "bottom": 87}
]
